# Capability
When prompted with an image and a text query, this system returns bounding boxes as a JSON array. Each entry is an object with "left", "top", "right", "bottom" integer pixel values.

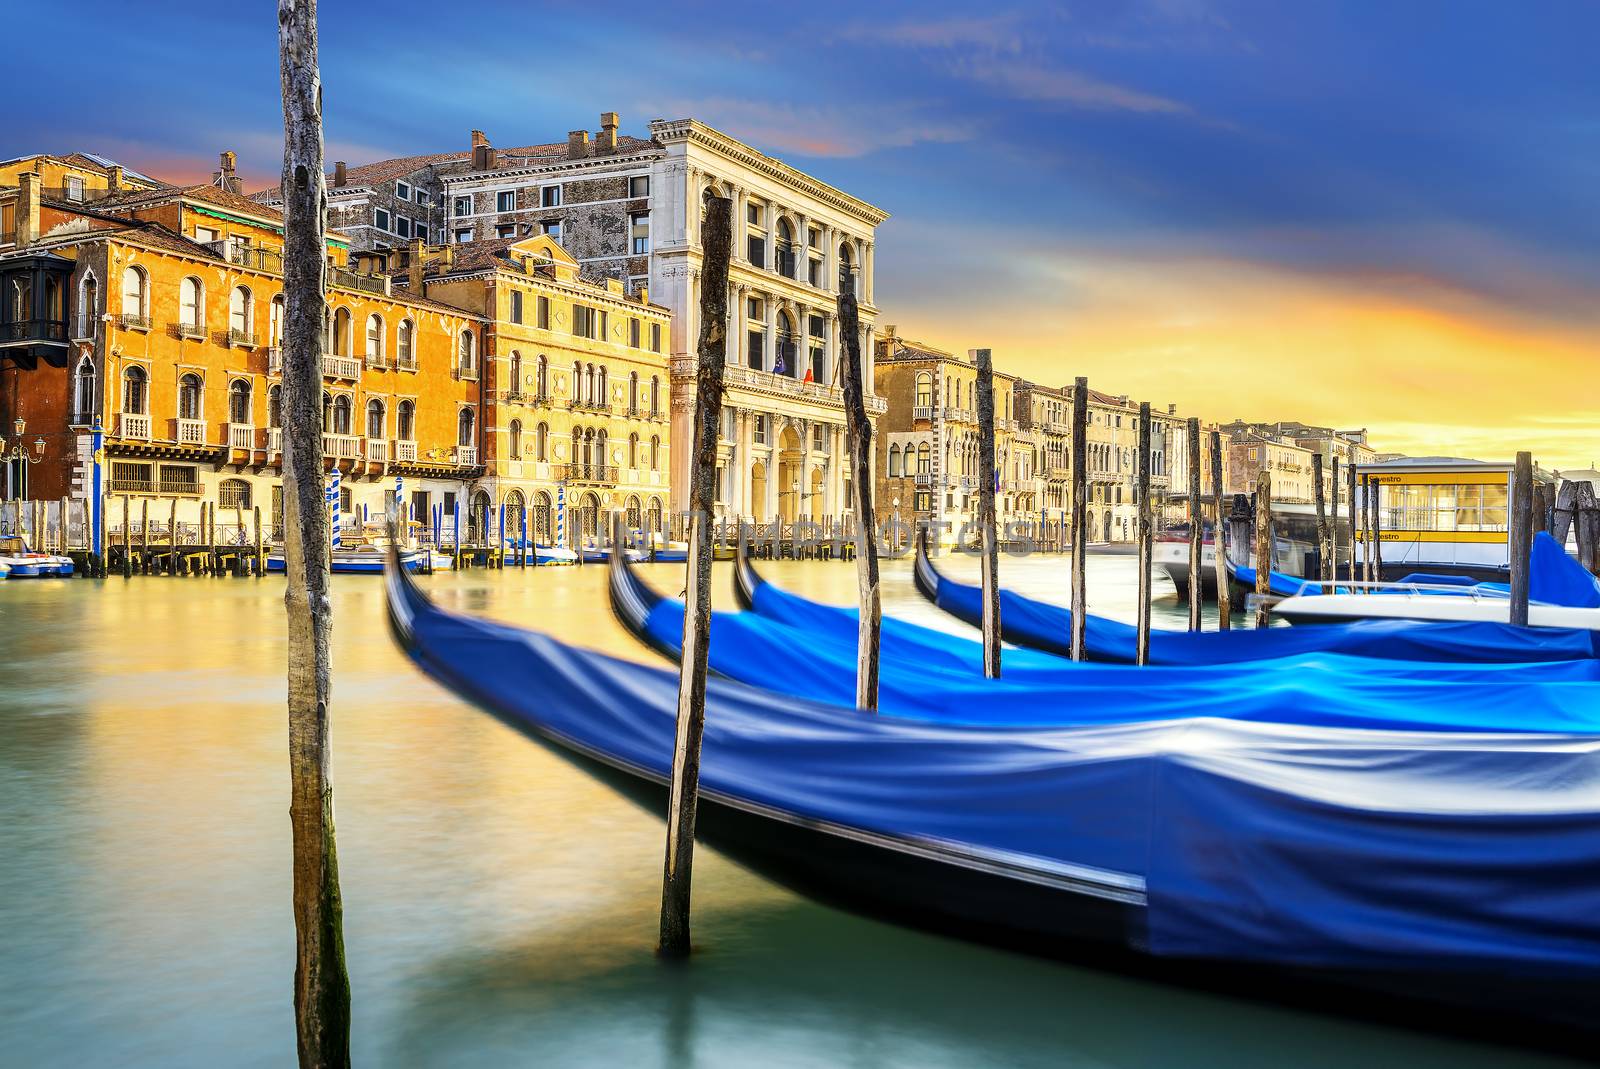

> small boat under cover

[
  {"left": 909, "top": 535, "right": 1599, "bottom": 663},
  {"left": 386, "top": 546, "right": 1600, "bottom": 1035}
]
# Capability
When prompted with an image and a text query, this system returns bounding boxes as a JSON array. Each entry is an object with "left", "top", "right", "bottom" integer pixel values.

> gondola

[
  {"left": 386, "top": 541, "right": 1600, "bottom": 1044},
  {"left": 614, "top": 549, "right": 1600, "bottom": 730},
  {"left": 907, "top": 532, "right": 1599, "bottom": 664}
]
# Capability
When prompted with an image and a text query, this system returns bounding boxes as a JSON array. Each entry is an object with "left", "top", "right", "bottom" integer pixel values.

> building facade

[
  {"left": 411, "top": 234, "right": 672, "bottom": 546},
  {"left": 0, "top": 161, "right": 485, "bottom": 540}
]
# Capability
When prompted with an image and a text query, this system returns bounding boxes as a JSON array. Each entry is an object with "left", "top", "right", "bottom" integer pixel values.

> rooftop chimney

[
  {"left": 471, "top": 132, "right": 494, "bottom": 171},
  {"left": 596, "top": 111, "right": 620, "bottom": 154},
  {"left": 333, "top": 161, "right": 347, "bottom": 187},
  {"left": 408, "top": 238, "right": 425, "bottom": 290},
  {"left": 213, "top": 151, "right": 242, "bottom": 194},
  {"left": 108, "top": 165, "right": 124, "bottom": 192},
  {"left": 16, "top": 171, "right": 40, "bottom": 247},
  {"left": 567, "top": 130, "right": 591, "bottom": 159}
]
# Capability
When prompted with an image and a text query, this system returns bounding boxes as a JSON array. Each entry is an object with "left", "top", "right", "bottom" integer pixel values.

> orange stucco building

[{"left": 0, "top": 153, "right": 486, "bottom": 544}]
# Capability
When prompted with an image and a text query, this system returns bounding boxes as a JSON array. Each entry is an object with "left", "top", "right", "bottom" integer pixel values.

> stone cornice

[{"left": 651, "top": 119, "right": 889, "bottom": 227}]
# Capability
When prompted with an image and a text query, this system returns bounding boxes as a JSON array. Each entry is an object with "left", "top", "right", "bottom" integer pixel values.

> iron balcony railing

[
  {"left": 554, "top": 463, "right": 617, "bottom": 485},
  {"left": 175, "top": 321, "right": 206, "bottom": 340},
  {"left": 117, "top": 313, "right": 151, "bottom": 331},
  {"left": 1, "top": 319, "right": 67, "bottom": 342},
  {"left": 229, "top": 329, "right": 257, "bottom": 349}
]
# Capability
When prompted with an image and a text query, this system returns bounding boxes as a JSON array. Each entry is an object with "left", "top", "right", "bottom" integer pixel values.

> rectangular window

[
  {"left": 753, "top": 415, "right": 767, "bottom": 444},
  {"left": 509, "top": 291, "right": 523, "bottom": 324},
  {"left": 747, "top": 329, "right": 764, "bottom": 370},
  {"left": 629, "top": 318, "right": 641, "bottom": 348},
  {"left": 537, "top": 295, "right": 550, "bottom": 329},
  {"left": 572, "top": 304, "right": 594, "bottom": 338},
  {"left": 496, "top": 224, "right": 515, "bottom": 239},
  {"left": 808, "top": 257, "right": 822, "bottom": 287},
  {"left": 629, "top": 175, "right": 649, "bottom": 199},
  {"left": 650, "top": 322, "right": 661, "bottom": 353},
  {"left": 747, "top": 235, "right": 765, "bottom": 268},
  {"left": 540, "top": 185, "right": 561, "bottom": 208},
  {"left": 454, "top": 196, "right": 471, "bottom": 217},
  {"left": 747, "top": 203, "right": 762, "bottom": 226},
  {"left": 195, "top": 226, "right": 220, "bottom": 244},
  {"left": 542, "top": 220, "right": 561, "bottom": 243},
  {"left": 630, "top": 211, "right": 650, "bottom": 254},
  {"left": 747, "top": 296, "right": 764, "bottom": 320},
  {"left": 415, "top": 189, "right": 429, "bottom": 206},
  {"left": 455, "top": 227, "right": 473, "bottom": 243},
  {"left": 415, "top": 224, "right": 429, "bottom": 243},
  {"left": 496, "top": 190, "right": 515, "bottom": 213},
  {"left": 396, "top": 181, "right": 412, "bottom": 201},
  {"left": 812, "top": 425, "right": 826, "bottom": 451},
  {"left": 598, "top": 310, "right": 608, "bottom": 341},
  {"left": 807, "top": 227, "right": 820, "bottom": 249},
  {"left": 66, "top": 176, "right": 85, "bottom": 202},
  {"left": 396, "top": 216, "right": 411, "bottom": 238},
  {"left": 374, "top": 208, "right": 391, "bottom": 232}
]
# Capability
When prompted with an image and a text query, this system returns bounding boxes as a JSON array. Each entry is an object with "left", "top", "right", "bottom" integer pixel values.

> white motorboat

[{"left": 1270, "top": 583, "right": 1600, "bottom": 630}]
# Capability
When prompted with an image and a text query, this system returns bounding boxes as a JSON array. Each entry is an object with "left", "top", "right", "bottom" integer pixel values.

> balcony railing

[
  {"left": 454, "top": 363, "right": 479, "bottom": 382},
  {"left": 365, "top": 439, "right": 388, "bottom": 464},
  {"left": 725, "top": 365, "right": 843, "bottom": 406},
  {"left": 323, "top": 433, "right": 361, "bottom": 459},
  {"left": 914, "top": 471, "right": 933, "bottom": 486},
  {"left": 229, "top": 329, "right": 257, "bottom": 349},
  {"left": 1, "top": 319, "right": 67, "bottom": 343},
  {"left": 228, "top": 424, "right": 255, "bottom": 451},
  {"left": 396, "top": 352, "right": 418, "bottom": 371},
  {"left": 176, "top": 418, "right": 206, "bottom": 445},
  {"left": 117, "top": 313, "right": 151, "bottom": 332},
  {"left": 118, "top": 413, "right": 151, "bottom": 440},
  {"left": 365, "top": 351, "right": 386, "bottom": 369},
  {"left": 176, "top": 321, "right": 206, "bottom": 340},
  {"left": 554, "top": 463, "right": 617, "bottom": 485},
  {"left": 452, "top": 446, "right": 478, "bottom": 466},
  {"left": 394, "top": 439, "right": 417, "bottom": 463},
  {"left": 912, "top": 405, "right": 933, "bottom": 421},
  {"left": 323, "top": 355, "right": 361, "bottom": 379},
  {"left": 268, "top": 427, "right": 282, "bottom": 454},
  {"left": 329, "top": 266, "right": 389, "bottom": 296}
]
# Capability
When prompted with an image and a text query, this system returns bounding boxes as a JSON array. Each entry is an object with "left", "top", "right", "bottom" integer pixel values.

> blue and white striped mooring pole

[{"left": 328, "top": 468, "right": 342, "bottom": 549}]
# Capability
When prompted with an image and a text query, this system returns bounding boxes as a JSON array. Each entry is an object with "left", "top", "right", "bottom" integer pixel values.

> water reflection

[{"left": 0, "top": 560, "right": 1577, "bottom": 1067}]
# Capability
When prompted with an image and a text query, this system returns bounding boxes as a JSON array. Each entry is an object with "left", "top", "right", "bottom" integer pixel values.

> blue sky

[{"left": 12, "top": 1, "right": 1598, "bottom": 464}]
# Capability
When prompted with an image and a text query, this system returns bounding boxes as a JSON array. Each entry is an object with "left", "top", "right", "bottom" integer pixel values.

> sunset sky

[{"left": 13, "top": 1, "right": 1596, "bottom": 468}]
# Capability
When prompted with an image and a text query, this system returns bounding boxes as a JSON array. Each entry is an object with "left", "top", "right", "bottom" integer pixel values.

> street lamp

[{"left": 0, "top": 418, "right": 46, "bottom": 467}]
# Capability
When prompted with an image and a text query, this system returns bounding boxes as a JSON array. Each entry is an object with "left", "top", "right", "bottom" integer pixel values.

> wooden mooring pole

[
  {"left": 1135, "top": 402, "right": 1153, "bottom": 664},
  {"left": 1069, "top": 376, "right": 1089, "bottom": 660},
  {"left": 254, "top": 505, "right": 265, "bottom": 576},
  {"left": 140, "top": 499, "right": 150, "bottom": 574},
  {"left": 1329, "top": 456, "right": 1340, "bottom": 584},
  {"left": 1311, "top": 453, "right": 1329, "bottom": 587},
  {"left": 973, "top": 348, "right": 1001, "bottom": 678},
  {"left": 658, "top": 193, "right": 731, "bottom": 959},
  {"left": 1253, "top": 471, "right": 1272, "bottom": 629},
  {"left": 1574, "top": 482, "right": 1600, "bottom": 575},
  {"left": 121, "top": 496, "right": 132, "bottom": 578},
  {"left": 1347, "top": 462, "right": 1359, "bottom": 592},
  {"left": 1508, "top": 451, "right": 1533, "bottom": 625},
  {"left": 839, "top": 287, "right": 881, "bottom": 709},
  {"left": 1186, "top": 417, "right": 1201, "bottom": 630},
  {"left": 1210, "top": 430, "right": 1231, "bottom": 630}
]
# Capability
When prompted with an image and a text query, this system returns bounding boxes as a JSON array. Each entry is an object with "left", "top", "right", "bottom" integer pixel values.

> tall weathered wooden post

[
  {"left": 277, "top": 1, "right": 352, "bottom": 1063},
  {"left": 1186, "top": 417, "right": 1202, "bottom": 629},
  {"left": 973, "top": 348, "right": 1001, "bottom": 678},
  {"left": 1069, "top": 376, "right": 1089, "bottom": 659},
  {"left": 1135, "top": 402, "right": 1154, "bottom": 664},
  {"left": 1329, "top": 456, "right": 1341, "bottom": 584},
  {"left": 1360, "top": 476, "right": 1375, "bottom": 586},
  {"left": 1210, "top": 430, "right": 1231, "bottom": 630},
  {"left": 658, "top": 194, "right": 732, "bottom": 959},
  {"left": 1311, "top": 453, "right": 1329, "bottom": 586},
  {"left": 1253, "top": 471, "right": 1273, "bottom": 629},
  {"left": 1370, "top": 476, "right": 1384, "bottom": 581},
  {"left": 1346, "top": 461, "right": 1359, "bottom": 592},
  {"left": 838, "top": 288, "right": 881, "bottom": 709},
  {"left": 1508, "top": 451, "right": 1534, "bottom": 626},
  {"left": 1571, "top": 481, "right": 1598, "bottom": 575}
]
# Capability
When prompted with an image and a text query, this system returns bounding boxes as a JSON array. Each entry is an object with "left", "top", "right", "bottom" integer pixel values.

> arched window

[
  {"left": 650, "top": 434, "right": 661, "bottom": 470},
  {"left": 396, "top": 318, "right": 414, "bottom": 366},
  {"left": 396, "top": 399, "right": 415, "bottom": 440},
  {"left": 508, "top": 419, "right": 523, "bottom": 458},
  {"left": 915, "top": 373, "right": 932, "bottom": 408},
  {"left": 838, "top": 242, "right": 854, "bottom": 295},
  {"left": 330, "top": 394, "right": 353, "bottom": 434},
  {"left": 918, "top": 443, "right": 931, "bottom": 473},
  {"left": 120, "top": 266, "right": 147, "bottom": 317},
  {"left": 647, "top": 497, "right": 663, "bottom": 535},
  {"left": 365, "top": 398, "right": 384, "bottom": 440},
  {"left": 179, "top": 276, "right": 203, "bottom": 328},
  {"left": 626, "top": 495, "right": 642, "bottom": 530},
  {"left": 596, "top": 429, "right": 608, "bottom": 471},
  {"left": 178, "top": 373, "right": 202, "bottom": 420},
  {"left": 649, "top": 375, "right": 660, "bottom": 416},
  {"left": 570, "top": 362, "right": 581, "bottom": 404},
  {"left": 268, "top": 384, "right": 283, "bottom": 428},
  {"left": 628, "top": 371, "right": 639, "bottom": 413},
  {"left": 776, "top": 219, "right": 795, "bottom": 278},
  {"left": 535, "top": 354, "right": 548, "bottom": 399},
  {"left": 457, "top": 406, "right": 475, "bottom": 446},
  {"left": 888, "top": 444, "right": 902, "bottom": 478},
  {"left": 228, "top": 379, "right": 251, "bottom": 425},
  {"left": 532, "top": 491, "right": 552, "bottom": 543},
  {"left": 219, "top": 478, "right": 251, "bottom": 509},
  {"left": 269, "top": 295, "right": 284, "bottom": 345},
  {"left": 122, "top": 366, "right": 147, "bottom": 414},
  {"left": 597, "top": 366, "right": 608, "bottom": 407},
  {"left": 230, "top": 286, "right": 252, "bottom": 339},
  {"left": 365, "top": 313, "right": 383, "bottom": 362},
  {"left": 331, "top": 307, "right": 351, "bottom": 355},
  {"left": 77, "top": 272, "right": 98, "bottom": 338},
  {"left": 458, "top": 329, "right": 477, "bottom": 373},
  {"left": 628, "top": 432, "right": 639, "bottom": 468},
  {"left": 73, "top": 356, "right": 97, "bottom": 423},
  {"left": 508, "top": 351, "right": 523, "bottom": 395},
  {"left": 536, "top": 421, "right": 549, "bottom": 462}
]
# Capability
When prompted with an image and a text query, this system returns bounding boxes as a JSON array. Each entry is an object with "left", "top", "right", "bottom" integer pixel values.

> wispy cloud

[
  {"left": 655, "top": 98, "right": 977, "bottom": 159},
  {"left": 835, "top": 14, "right": 1026, "bottom": 54},
  {"left": 953, "top": 59, "right": 1191, "bottom": 114}
]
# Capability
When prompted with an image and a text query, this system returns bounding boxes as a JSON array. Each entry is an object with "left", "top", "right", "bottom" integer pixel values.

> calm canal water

[{"left": 0, "top": 553, "right": 1580, "bottom": 1067}]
